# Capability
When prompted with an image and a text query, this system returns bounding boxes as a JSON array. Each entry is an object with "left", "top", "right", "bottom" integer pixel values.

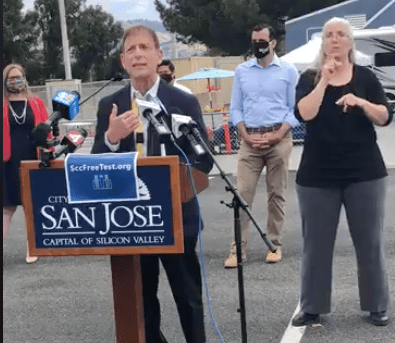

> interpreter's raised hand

[
  {"left": 336, "top": 93, "right": 365, "bottom": 113},
  {"left": 107, "top": 103, "right": 141, "bottom": 144},
  {"left": 321, "top": 54, "right": 342, "bottom": 84}
]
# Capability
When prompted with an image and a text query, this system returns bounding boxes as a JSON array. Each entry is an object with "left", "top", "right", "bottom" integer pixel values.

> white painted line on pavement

[{"left": 279, "top": 303, "right": 306, "bottom": 343}]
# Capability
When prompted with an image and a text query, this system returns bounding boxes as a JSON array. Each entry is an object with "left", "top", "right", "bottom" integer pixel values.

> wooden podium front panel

[
  {"left": 179, "top": 164, "right": 209, "bottom": 203},
  {"left": 20, "top": 157, "right": 184, "bottom": 257}
]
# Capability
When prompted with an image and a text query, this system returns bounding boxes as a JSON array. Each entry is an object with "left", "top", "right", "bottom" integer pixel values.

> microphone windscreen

[
  {"left": 71, "top": 91, "right": 81, "bottom": 100},
  {"left": 30, "top": 123, "right": 52, "bottom": 146}
]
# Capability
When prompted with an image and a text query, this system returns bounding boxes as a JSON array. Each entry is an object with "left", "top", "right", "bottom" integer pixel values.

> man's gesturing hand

[{"left": 107, "top": 103, "right": 141, "bottom": 144}]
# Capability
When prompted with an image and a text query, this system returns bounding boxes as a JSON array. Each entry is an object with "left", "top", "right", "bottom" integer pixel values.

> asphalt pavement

[{"left": 3, "top": 124, "right": 395, "bottom": 343}]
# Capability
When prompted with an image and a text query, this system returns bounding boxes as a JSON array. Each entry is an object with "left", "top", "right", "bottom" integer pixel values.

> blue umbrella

[
  {"left": 176, "top": 67, "right": 235, "bottom": 81},
  {"left": 176, "top": 68, "right": 235, "bottom": 108}
]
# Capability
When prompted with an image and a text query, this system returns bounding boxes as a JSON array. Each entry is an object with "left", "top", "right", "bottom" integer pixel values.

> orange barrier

[{"left": 222, "top": 107, "right": 232, "bottom": 154}]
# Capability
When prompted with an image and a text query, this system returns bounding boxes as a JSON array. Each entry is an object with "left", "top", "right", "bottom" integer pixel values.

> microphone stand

[
  {"left": 38, "top": 118, "right": 62, "bottom": 168},
  {"left": 190, "top": 126, "right": 276, "bottom": 343},
  {"left": 79, "top": 76, "right": 123, "bottom": 106}
]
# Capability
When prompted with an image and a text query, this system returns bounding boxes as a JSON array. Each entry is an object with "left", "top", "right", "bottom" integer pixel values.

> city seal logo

[{"left": 92, "top": 173, "right": 150, "bottom": 200}]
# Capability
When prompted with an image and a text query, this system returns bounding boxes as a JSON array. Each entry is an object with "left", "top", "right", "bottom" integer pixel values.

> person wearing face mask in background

[
  {"left": 3, "top": 63, "right": 50, "bottom": 264},
  {"left": 158, "top": 59, "right": 193, "bottom": 94},
  {"left": 224, "top": 24, "right": 300, "bottom": 268}
]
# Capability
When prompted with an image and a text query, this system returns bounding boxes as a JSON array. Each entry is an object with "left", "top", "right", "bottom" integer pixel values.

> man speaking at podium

[{"left": 91, "top": 26, "right": 212, "bottom": 343}]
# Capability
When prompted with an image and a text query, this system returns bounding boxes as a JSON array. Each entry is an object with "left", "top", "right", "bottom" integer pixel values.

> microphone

[
  {"left": 135, "top": 98, "right": 172, "bottom": 141},
  {"left": 169, "top": 107, "right": 206, "bottom": 156},
  {"left": 53, "top": 127, "right": 88, "bottom": 159},
  {"left": 48, "top": 90, "right": 81, "bottom": 126},
  {"left": 30, "top": 90, "right": 81, "bottom": 146},
  {"left": 30, "top": 122, "right": 53, "bottom": 147}
]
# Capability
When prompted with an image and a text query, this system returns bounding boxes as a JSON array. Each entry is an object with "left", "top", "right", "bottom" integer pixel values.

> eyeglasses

[
  {"left": 324, "top": 31, "right": 349, "bottom": 40},
  {"left": 6, "top": 76, "right": 25, "bottom": 84}
]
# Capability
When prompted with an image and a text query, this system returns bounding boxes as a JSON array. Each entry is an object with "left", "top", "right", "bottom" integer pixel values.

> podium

[{"left": 20, "top": 156, "right": 209, "bottom": 343}]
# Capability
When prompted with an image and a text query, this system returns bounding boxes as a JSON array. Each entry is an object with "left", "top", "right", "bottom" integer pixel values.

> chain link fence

[
  {"left": 56, "top": 111, "right": 307, "bottom": 155},
  {"left": 31, "top": 82, "right": 309, "bottom": 155},
  {"left": 203, "top": 111, "right": 306, "bottom": 155},
  {"left": 203, "top": 111, "right": 240, "bottom": 155}
]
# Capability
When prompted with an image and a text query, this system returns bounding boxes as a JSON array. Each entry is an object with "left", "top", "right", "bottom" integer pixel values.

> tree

[
  {"left": 155, "top": 0, "right": 267, "bottom": 55},
  {"left": 33, "top": 0, "right": 123, "bottom": 82},
  {"left": 3, "top": 0, "right": 40, "bottom": 66},
  {"left": 34, "top": 0, "right": 85, "bottom": 79},
  {"left": 155, "top": 0, "right": 349, "bottom": 55},
  {"left": 70, "top": 5, "right": 124, "bottom": 81}
]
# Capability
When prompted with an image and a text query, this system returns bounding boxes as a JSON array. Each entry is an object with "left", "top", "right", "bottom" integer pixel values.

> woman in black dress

[
  {"left": 291, "top": 17, "right": 392, "bottom": 327},
  {"left": 3, "top": 63, "right": 50, "bottom": 263}
]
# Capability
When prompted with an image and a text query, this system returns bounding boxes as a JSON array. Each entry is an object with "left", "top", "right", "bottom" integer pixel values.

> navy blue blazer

[{"left": 91, "top": 79, "right": 213, "bottom": 237}]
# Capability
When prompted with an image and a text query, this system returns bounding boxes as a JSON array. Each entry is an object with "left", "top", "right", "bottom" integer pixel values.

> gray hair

[{"left": 312, "top": 17, "right": 357, "bottom": 80}]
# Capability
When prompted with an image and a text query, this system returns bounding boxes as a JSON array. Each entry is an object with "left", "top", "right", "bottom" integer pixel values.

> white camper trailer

[
  {"left": 353, "top": 26, "right": 395, "bottom": 104},
  {"left": 282, "top": 26, "right": 395, "bottom": 107}
]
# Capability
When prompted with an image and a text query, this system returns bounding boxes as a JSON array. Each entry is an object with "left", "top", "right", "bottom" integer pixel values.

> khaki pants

[{"left": 230, "top": 131, "right": 293, "bottom": 253}]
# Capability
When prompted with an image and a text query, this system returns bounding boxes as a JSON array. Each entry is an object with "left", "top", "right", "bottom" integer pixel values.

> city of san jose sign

[{"left": 20, "top": 156, "right": 184, "bottom": 257}]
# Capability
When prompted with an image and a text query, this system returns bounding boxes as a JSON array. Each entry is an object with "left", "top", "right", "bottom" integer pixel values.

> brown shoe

[
  {"left": 265, "top": 247, "right": 282, "bottom": 263},
  {"left": 224, "top": 252, "right": 246, "bottom": 268}
]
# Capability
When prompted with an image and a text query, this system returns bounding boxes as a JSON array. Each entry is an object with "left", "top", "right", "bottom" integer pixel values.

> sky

[{"left": 23, "top": 0, "right": 162, "bottom": 22}]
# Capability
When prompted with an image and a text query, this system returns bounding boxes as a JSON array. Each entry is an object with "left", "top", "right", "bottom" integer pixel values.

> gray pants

[{"left": 296, "top": 178, "right": 389, "bottom": 314}]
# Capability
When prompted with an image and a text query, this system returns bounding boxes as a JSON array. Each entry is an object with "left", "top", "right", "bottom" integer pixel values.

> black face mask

[
  {"left": 160, "top": 74, "right": 174, "bottom": 84},
  {"left": 252, "top": 41, "right": 270, "bottom": 59}
]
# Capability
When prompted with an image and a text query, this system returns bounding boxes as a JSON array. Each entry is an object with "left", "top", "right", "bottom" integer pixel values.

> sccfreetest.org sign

[
  {"left": 68, "top": 162, "right": 133, "bottom": 172},
  {"left": 65, "top": 153, "right": 139, "bottom": 204}
]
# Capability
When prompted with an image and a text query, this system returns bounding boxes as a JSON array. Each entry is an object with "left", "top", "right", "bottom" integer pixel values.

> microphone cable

[{"left": 172, "top": 143, "right": 226, "bottom": 343}]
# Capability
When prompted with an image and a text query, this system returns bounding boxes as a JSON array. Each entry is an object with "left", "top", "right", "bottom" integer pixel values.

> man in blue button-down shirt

[{"left": 224, "top": 24, "right": 299, "bottom": 268}]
